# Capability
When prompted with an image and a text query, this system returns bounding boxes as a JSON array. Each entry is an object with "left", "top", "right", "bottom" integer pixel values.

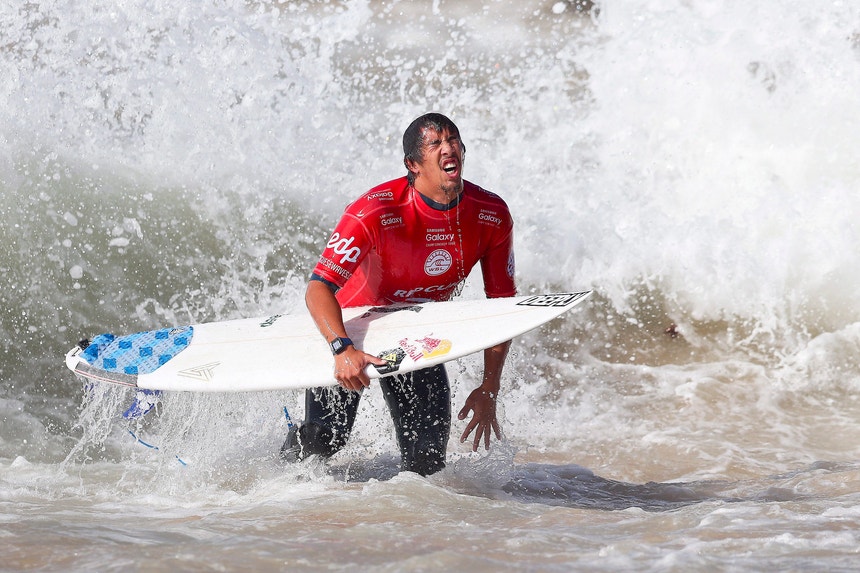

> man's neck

[
  {"left": 413, "top": 181, "right": 463, "bottom": 206},
  {"left": 415, "top": 188, "right": 462, "bottom": 211}
]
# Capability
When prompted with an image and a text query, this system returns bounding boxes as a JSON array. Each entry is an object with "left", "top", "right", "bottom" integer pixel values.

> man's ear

[{"left": 404, "top": 157, "right": 419, "bottom": 176}]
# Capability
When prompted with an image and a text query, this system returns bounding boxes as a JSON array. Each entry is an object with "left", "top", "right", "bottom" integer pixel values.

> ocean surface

[{"left": 3, "top": 0, "right": 860, "bottom": 570}]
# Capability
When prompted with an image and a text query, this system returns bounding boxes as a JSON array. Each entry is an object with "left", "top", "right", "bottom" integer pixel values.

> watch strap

[{"left": 329, "top": 336, "right": 353, "bottom": 355}]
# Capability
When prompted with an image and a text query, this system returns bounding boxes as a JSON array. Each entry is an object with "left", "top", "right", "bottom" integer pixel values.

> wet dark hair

[{"left": 402, "top": 113, "right": 465, "bottom": 185}]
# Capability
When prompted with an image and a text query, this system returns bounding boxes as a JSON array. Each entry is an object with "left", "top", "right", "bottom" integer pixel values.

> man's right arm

[{"left": 305, "top": 279, "right": 385, "bottom": 391}]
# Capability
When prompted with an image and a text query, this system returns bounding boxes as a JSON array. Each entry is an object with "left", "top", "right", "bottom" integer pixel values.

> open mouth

[{"left": 442, "top": 160, "right": 458, "bottom": 175}]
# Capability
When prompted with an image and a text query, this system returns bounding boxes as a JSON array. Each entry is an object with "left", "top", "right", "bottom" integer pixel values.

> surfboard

[{"left": 65, "top": 291, "right": 592, "bottom": 392}]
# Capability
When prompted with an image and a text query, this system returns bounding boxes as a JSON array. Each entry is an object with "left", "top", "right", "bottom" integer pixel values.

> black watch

[{"left": 329, "top": 336, "right": 353, "bottom": 355}]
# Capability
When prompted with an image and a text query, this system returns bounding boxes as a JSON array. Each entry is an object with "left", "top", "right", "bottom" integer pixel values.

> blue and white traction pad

[{"left": 81, "top": 326, "right": 194, "bottom": 375}]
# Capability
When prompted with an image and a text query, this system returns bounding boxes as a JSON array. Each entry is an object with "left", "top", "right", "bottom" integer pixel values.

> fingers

[
  {"left": 466, "top": 422, "right": 490, "bottom": 452},
  {"left": 457, "top": 405, "right": 469, "bottom": 421},
  {"left": 457, "top": 391, "right": 479, "bottom": 421},
  {"left": 334, "top": 349, "right": 382, "bottom": 391},
  {"left": 459, "top": 419, "right": 476, "bottom": 445},
  {"left": 334, "top": 367, "right": 359, "bottom": 391},
  {"left": 479, "top": 420, "right": 496, "bottom": 451},
  {"left": 336, "top": 370, "right": 370, "bottom": 391},
  {"left": 457, "top": 393, "right": 502, "bottom": 451},
  {"left": 367, "top": 353, "right": 389, "bottom": 366},
  {"left": 338, "top": 377, "right": 366, "bottom": 392},
  {"left": 460, "top": 417, "right": 497, "bottom": 452}
]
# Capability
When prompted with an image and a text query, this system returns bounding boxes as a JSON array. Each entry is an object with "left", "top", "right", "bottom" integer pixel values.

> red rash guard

[{"left": 312, "top": 177, "right": 516, "bottom": 307}]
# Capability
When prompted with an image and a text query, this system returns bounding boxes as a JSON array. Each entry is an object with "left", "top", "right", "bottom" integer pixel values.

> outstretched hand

[{"left": 457, "top": 386, "right": 502, "bottom": 451}]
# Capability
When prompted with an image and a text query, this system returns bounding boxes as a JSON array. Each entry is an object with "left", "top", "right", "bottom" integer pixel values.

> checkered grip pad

[{"left": 80, "top": 327, "right": 194, "bottom": 375}]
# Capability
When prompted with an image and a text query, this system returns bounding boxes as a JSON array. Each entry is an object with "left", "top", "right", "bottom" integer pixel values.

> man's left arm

[
  {"left": 457, "top": 339, "right": 511, "bottom": 451},
  {"left": 458, "top": 205, "right": 516, "bottom": 450}
]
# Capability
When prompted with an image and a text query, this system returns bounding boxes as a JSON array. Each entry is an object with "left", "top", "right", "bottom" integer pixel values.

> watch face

[{"left": 331, "top": 337, "right": 352, "bottom": 354}]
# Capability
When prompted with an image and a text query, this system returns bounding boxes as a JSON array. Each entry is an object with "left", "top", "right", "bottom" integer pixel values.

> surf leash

[
  {"left": 283, "top": 406, "right": 295, "bottom": 430},
  {"left": 128, "top": 429, "right": 187, "bottom": 466}
]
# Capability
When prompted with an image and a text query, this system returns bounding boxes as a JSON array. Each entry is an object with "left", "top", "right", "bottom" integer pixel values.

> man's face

[{"left": 410, "top": 127, "right": 464, "bottom": 196}]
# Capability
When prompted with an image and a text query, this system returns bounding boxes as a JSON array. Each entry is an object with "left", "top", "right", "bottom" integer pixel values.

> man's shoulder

[
  {"left": 463, "top": 180, "right": 510, "bottom": 211},
  {"left": 345, "top": 177, "right": 411, "bottom": 217}
]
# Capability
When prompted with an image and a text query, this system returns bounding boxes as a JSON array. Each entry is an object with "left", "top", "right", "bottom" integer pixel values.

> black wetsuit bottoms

[{"left": 281, "top": 364, "right": 451, "bottom": 476}]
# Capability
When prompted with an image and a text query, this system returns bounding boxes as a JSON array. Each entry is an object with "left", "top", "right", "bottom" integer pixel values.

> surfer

[{"left": 281, "top": 113, "right": 516, "bottom": 476}]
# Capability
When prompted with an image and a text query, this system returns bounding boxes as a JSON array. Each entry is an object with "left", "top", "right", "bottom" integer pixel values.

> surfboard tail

[{"left": 66, "top": 345, "right": 140, "bottom": 387}]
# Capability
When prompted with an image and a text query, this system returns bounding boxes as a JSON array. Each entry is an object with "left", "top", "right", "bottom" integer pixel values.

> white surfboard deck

[{"left": 65, "top": 291, "right": 591, "bottom": 392}]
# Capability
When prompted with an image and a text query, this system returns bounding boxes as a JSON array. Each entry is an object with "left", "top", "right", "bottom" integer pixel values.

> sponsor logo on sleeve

[
  {"left": 317, "top": 256, "right": 352, "bottom": 280},
  {"left": 380, "top": 213, "right": 404, "bottom": 228},
  {"left": 326, "top": 232, "right": 362, "bottom": 264},
  {"left": 366, "top": 190, "right": 394, "bottom": 201}
]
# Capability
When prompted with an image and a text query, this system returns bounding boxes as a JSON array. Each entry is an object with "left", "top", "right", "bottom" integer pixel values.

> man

[{"left": 281, "top": 113, "right": 516, "bottom": 476}]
